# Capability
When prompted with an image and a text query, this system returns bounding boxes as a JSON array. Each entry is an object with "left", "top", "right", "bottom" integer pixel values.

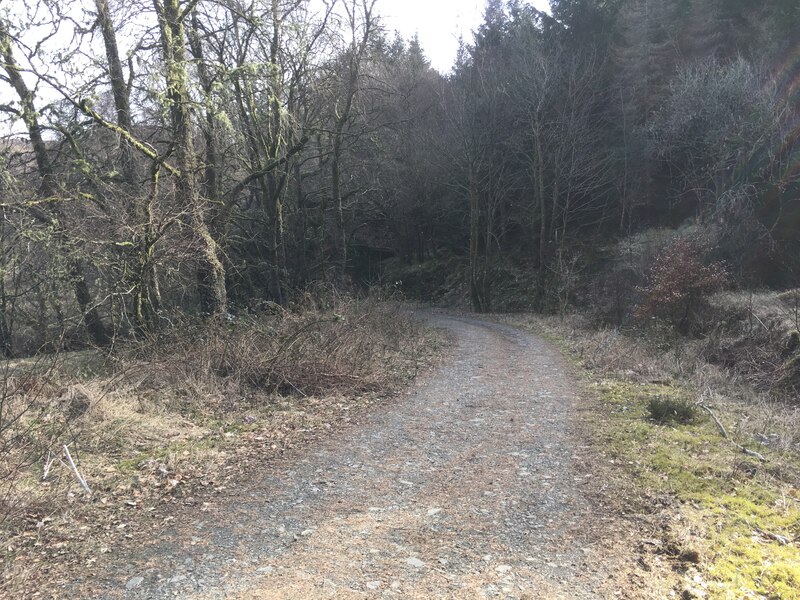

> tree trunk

[
  {"left": 94, "top": 0, "right": 165, "bottom": 331},
  {"left": 187, "top": 11, "right": 220, "bottom": 205},
  {"left": 94, "top": 0, "right": 138, "bottom": 185},
  {"left": 266, "top": 0, "right": 287, "bottom": 304},
  {"left": 228, "top": 14, "right": 287, "bottom": 306},
  {"left": 331, "top": 129, "right": 347, "bottom": 272},
  {"left": 0, "top": 213, "right": 13, "bottom": 357},
  {"left": 155, "top": 0, "right": 226, "bottom": 315},
  {"left": 131, "top": 167, "right": 163, "bottom": 331},
  {"left": 329, "top": 0, "right": 375, "bottom": 275},
  {"left": 468, "top": 164, "right": 486, "bottom": 312},
  {"left": 533, "top": 120, "right": 548, "bottom": 311},
  {"left": 294, "top": 160, "right": 308, "bottom": 285}
]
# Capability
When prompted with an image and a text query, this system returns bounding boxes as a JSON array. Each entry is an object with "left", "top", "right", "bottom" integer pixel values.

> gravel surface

[{"left": 74, "top": 312, "right": 643, "bottom": 599}]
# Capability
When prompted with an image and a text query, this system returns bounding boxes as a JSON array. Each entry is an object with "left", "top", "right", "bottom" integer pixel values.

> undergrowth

[
  {"left": 0, "top": 295, "right": 447, "bottom": 595},
  {"left": 647, "top": 395, "right": 699, "bottom": 424}
]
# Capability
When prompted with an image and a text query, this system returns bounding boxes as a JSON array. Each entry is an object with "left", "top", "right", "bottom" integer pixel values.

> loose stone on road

[{"left": 82, "top": 312, "right": 654, "bottom": 599}]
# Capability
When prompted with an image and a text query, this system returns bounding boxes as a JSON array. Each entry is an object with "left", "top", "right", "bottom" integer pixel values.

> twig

[
  {"left": 282, "top": 379, "right": 308, "bottom": 398},
  {"left": 317, "top": 372, "right": 361, "bottom": 380},
  {"left": 700, "top": 398, "right": 729, "bottom": 439},
  {"left": 754, "top": 527, "right": 790, "bottom": 546},
  {"left": 63, "top": 444, "right": 92, "bottom": 495},
  {"left": 698, "top": 394, "right": 767, "bottom": 463},
  {"left": 41, "top": 450, "right": 56, "bottom": 481},
  {"left": 748, "top": 309, "right": 770, "bottom": 333}
]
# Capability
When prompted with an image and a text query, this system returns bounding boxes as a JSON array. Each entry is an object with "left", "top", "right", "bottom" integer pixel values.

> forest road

[{"left": 87, "top": 311, "right": 643, "bottom": 600}]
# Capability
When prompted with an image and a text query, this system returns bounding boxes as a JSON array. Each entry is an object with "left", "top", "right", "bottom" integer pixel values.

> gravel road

[{"left": 80, "top": 312, "right": 641, "bottom": 599}]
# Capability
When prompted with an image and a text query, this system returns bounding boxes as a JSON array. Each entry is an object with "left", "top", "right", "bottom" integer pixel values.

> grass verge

[{"left": 495, "top": 313, "right": 800, "bottom": 600}]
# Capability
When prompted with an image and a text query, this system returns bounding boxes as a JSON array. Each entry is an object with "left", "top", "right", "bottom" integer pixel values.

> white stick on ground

[
  {"left": 41, "top": 450, "right": 55, "bottom": 481},
  {"left": 698, "top": 401, "right": 767, "bottom": 463},
  {"left": 63, "top": 444, "right": 92, "bottom": 495}
]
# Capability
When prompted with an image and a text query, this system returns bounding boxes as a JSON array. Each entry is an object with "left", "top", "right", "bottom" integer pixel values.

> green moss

[
  {"left": 705, "top": 495, "right": 800, "bottom": 599},
  {"left": 506, "top": 322, "right": 800, "bottom": 599},
  {"left": 594, "top": 378, "right": 800, "bottom": 599}
]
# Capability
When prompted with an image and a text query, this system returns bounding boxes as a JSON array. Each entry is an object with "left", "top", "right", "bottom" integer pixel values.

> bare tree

[
  {"left": 0, "top": 19, "right": 111, "bottom": 345},
  {"left": 152, "top": 0, "right": 227, "bottom": 315},
  {"left": 326, "top": 0, "right": 375, "bottom": 272}
]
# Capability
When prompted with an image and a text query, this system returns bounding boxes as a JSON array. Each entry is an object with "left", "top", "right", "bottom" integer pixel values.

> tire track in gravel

[{"left": 82, "top": 311, "right": 648, "bottom": 599}]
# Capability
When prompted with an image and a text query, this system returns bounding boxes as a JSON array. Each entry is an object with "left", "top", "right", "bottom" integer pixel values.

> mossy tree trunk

[
  {"left": 153, "top": 0, "right": 227, "bottom": 316},
  {"left": 95, "top": 0, "right": 164, "bottom": 332},
  {"left": 94, "top": 0, "right": 138, "bottom": 186}
]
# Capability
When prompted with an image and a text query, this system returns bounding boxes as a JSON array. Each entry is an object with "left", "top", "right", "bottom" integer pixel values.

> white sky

[
  {"left": 378, "top": 0, "right": 552, "bottom": 73},
  {"left": 0, "top": 0, "right": 552, "bottom": 136}
]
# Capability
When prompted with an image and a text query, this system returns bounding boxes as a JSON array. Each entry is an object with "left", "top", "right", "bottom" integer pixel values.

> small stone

[
  {"left": 406, "top": 557, "right": 425, "bottom": 568},
  {"left": 496, "top": 565, "right": 512, "bottom": 574},
  {"left": 300, "top": 529, "right": 314, "bottom": 537},
  {"left": 168, "top": 575, "right": 187, "bottom": 584},
  {"left": 126, "top": 576, "right": 144, "bottom": 590},
  {"left": 257, "top": 566, "right": 274, "bottom": 574},
  {"left": 366, "top": 581, "right": 382, "bottom": 590},
  {"left": 427, "top": 507, "right": 442, "bottom": 516}
]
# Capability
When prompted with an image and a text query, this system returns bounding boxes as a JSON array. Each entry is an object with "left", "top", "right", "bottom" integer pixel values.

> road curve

[{"left": 86, "top": 312, "right": 625, "bottom": 599}]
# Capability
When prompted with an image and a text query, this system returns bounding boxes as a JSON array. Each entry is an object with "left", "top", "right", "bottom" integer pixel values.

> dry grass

[
  {"left": 497, "top": 290, "right": 800, "bottom": 457},
  {"left": 492, "top": 302, "right": 800, "bottom": 599},
  {"left": 0, "top": 297, "right": 447, "bottom": 594},
  {"left": 127, "top": 297, "right": 425, "bottom": 402}
]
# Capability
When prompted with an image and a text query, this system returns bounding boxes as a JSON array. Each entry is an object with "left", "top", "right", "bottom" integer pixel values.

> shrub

[
  {"left": 636, "top": 237, "right": 728, "bottom": 332},
  {"left": 647, "top": 395, "right": 698, "bottom": 424},
  {"left": 590, "top": 228, "right": 682, "bottom": 327},
  {"left": 125, "top": 295, "right": 430, "bottom": 403}
]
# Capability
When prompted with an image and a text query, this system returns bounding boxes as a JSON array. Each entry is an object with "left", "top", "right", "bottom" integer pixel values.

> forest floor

[{"left": 33, "top": 311, "right": 686, "bottom": 599}]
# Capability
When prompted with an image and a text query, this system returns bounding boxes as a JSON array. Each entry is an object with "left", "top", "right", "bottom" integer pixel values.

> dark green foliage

[
  {"left": 787, "top": 331, "right": 800, "bottom": 356},
  {"left": 647, "top": 395, "right": 699, "bottom": 425},
  {"left": 382, "top": 255, "right": 466, "bottom": 304},
  {"left": 438, "top": 0, "right": 800, "bottom": 313}
]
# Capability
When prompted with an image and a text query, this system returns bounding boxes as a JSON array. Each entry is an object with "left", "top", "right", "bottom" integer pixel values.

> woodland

[
  {"left": 0, "top": 0, "right": 798, "bottom": 347},
  {"left": 2, "top": 1, "right": 800, "bottom": 596}
]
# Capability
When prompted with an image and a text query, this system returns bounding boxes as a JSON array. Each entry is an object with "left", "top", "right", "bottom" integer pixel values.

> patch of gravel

[{"left": 64, "top": 312, "right": 663, "bottom": 599}]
